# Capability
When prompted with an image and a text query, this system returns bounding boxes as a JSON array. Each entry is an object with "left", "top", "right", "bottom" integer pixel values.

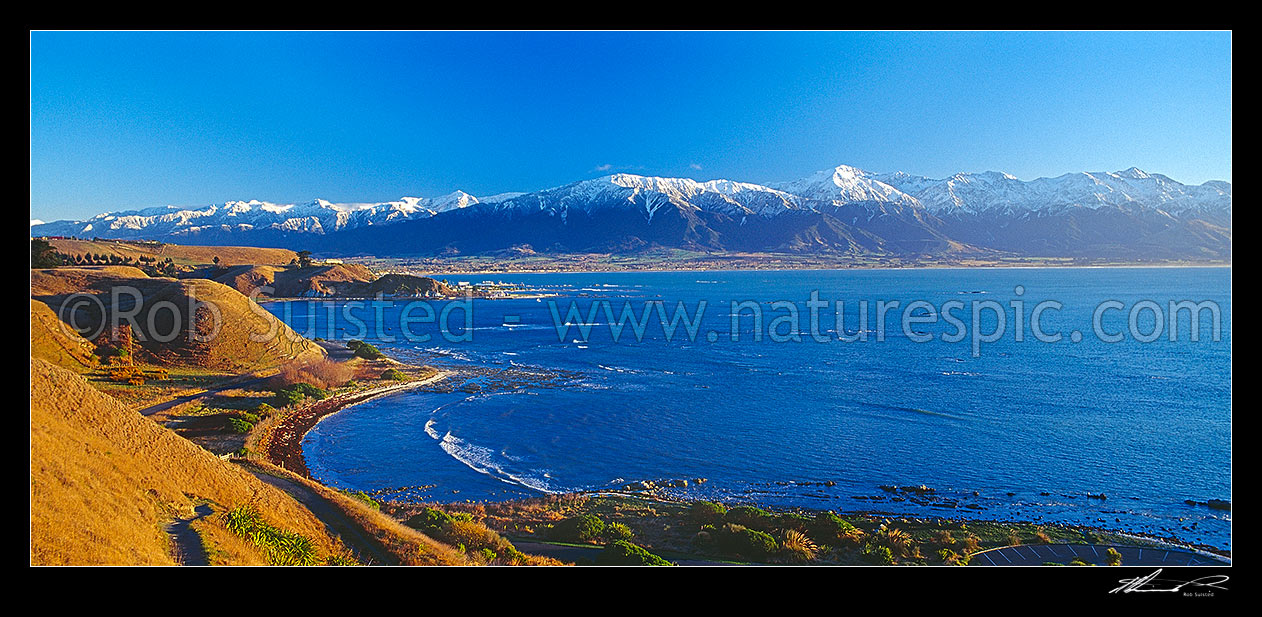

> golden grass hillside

[
  {"left": 48, "top": 238, "right": 297, "bottom": 267},
  {"left": 137, "top": 278, "right": 325, "bottom": 370},
  {"left": 208, "top": 264, "right": 281, "bottom": 296},
  {"left": 30, "top": 357, "right": 349, "bottom": 565},
  {"left": 32, "top": 268, "right": 324, "bottom": 372},
  {"left": 193, "top": 263, "right": 377, "bottom": 297},
  {"left": 30, "top": 300, "right": 96, "bottom": 371},
  {"left": 201, "top": 264, "right": 455, "bottom": 299},
  {"left": 31, "top": 266, "right": 154, "bottom": 298}
]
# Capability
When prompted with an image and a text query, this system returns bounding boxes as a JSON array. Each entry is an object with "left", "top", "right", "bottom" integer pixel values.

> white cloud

[{"left": 690, "top": 163, "right": 703, "bottom": 171}]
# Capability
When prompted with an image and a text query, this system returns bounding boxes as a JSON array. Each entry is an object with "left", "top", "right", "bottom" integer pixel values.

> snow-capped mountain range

[
  {"left": 34, "top": 191, "right": 482, "bottom": 238},
  {"left": 32, "top": 164, "right": 1231, "bottom": 259}
]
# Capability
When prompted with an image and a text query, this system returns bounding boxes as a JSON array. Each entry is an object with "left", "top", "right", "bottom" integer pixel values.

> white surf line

[{"left": 308, "top": 371, "right": 452, "bottom": 431}]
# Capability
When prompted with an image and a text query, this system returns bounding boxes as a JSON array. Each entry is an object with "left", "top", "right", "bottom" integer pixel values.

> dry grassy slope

[
  {"left": 367, "top": 273, "right": 457, "bottom": 297},
  {"left": 200, "top": 263, "right": 375, "bottom": 297},
  {"left": 142, "top": 263, "right": 447, "bottom": 300},
  {"left": 31, "top": 268, "right": 325, "bottom": 371},
  {"left": 30, "top": 300, "right": 96, "bottom": 371},
  {"left": 30, "top": 357, "right": 346, "bottom": 565},
  {"left": 272, "top": 263, "right": 375, "bottom": 297},
  {"left": 31, "top": 266, "right": 154, "bottom": 298},
  {"left": 138, "top": 278, "right": 327, "bottom": 370},
  {"left": 208, "top": 264, "right": 281, "bottom": 296},
  {"left": 49, "top": 239, "right": 297, "bottom": 266}
]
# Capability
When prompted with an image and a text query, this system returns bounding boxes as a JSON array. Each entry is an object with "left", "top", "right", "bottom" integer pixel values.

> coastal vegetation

[
  {"left": 388, "top": 493, "right": 1180, "bottom": 566},
  {"left": 347, "top": 339, "right": 384, "bottom": 360},
  {"left": 222, "top": 505, "right": 323, "bottom": 566}
]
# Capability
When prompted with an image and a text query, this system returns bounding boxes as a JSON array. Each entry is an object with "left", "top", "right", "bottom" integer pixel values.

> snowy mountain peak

[
  {"left": 428, "top": 190, "right": 480, "bottom": 213},
  {"left": 1116, "top": 166, "right": 1151, "bottom": 180},
  {"left": 770, "top": 164, "right": 920, "bottom": 208}
]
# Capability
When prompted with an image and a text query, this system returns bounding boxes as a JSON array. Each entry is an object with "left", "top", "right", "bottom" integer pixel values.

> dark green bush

[
  {"left": 381, "top": 368, "right": 407, "bottom": 381},
  {"left": 715, "top": 524, "right": 778, "bottom": 560},
  {"left": 347, "top": 339, "right": 385, "bottom": 359},
  {"left": 341, "top": 490, "right": 380, "bottom": 511},
  {"left": 862, "top": 544, "right": 895, "bottom": 565},
  {"left": 595, "top": 541, "right": 672, "bottom": 566},
  {"left": 223, "top": 505, "right": 319, "bottom": 566},
  {"left": 776, "top": 512, "right": 812, "bottom": 532},
  {"left": 690, "top": 500, "right": 727, "bottom": 525},
  {"left": 230, "top": 410, "right": 261, "bottom": 424},
  {"left": 550, "top": 514, "right": 605, "bottom": 543},
  {"left": 406, "top": 507, "right": 453, "bottom": 533},
  {"left": 226, "top": 417, "right": 253, "bottom": 433},
  {"left": 273, "top": 382, "right": 329, "bottom": 407},
  {"left": 275, "top": 389, "right": 304, "bottom": 407},
  {"left": 724, "top": 505, "right": 772, "bottom": 530},
  {"left": 809, "top": 511, "right": 859, "bottom": 546},
  {"left": 604, "top": 521, "right": 634, "bottom": 541}
]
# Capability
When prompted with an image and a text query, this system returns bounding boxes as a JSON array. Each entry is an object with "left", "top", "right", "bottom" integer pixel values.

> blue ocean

[{"left": 270, "top": 267, "right": 1231, "bottom": 549}]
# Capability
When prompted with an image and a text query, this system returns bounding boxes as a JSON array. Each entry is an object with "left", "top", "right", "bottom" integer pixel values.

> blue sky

[{"left": 30, "top": 31, "right": 1231, "bottom": 222}]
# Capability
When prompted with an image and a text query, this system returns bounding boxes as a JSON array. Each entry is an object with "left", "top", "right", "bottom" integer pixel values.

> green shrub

[
  {"left": 862, "top": 544, "right": 896, "bottom": 565},
  {"left": 405, "top": 507, "right": 514, "bottom": 558},
  {"left": 595, "top": 541, "right": 672, "bottom": 566},
  {"left": 273, "top": 382, "right": 329, "bottom": 407},
  {"left": 776, "top": 512, "right": 812, "bottom": 532},
  {"left": 225, "top": 417, "right": 254, "bottom": 433},
  {"left": 341, "top": 490, "right": 380, "bottom": 511},
  {"left": 223, "top": 505, "right": 319, "bottom": 566},
  {"left": 714, "top": 524, "right": 778, "bottom": 560},
  {"left": 275, "top": 389, "right": 304, "bottom": 407},
  {"left": 230, "top": 410, "right": 261, "bottom": 424},
  {"left": 347, "top": 339, "right": 384, "bottom": 359},
  {"left": 809, "top": 511, "right": 860, "bottom": 546},
  {"left": 604, "top": 521, "right": 634, "bottom": 542},
  {"left": 550, "top": 514, "right": 605, "bottom": 543},
  {"left": 406, "top": 507, "right": 453, "bottom": 533},
  {"left": 724, "top": 505, "right": 772, "bottom": 530},
  {"left": 381, "top": 368, "right": 407, "bottom": 381},
  {"left": 690, "top": 501, "right": 727, "bottom": 525}
]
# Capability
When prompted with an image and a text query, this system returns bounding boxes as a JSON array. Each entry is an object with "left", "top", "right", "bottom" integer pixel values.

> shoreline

[
  {"left": 258, "top": 342, "right": 1231, "bottom": 560},
  {"left": 271, "top": 359, "right": 1232, "bottom": 557},
  {"left": 258, "top": 370, "right": 450, "bottom": 478}
]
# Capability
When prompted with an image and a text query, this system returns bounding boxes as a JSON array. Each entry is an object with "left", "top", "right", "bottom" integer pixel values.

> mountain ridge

[{"left": 32, "top": 164, "right": 1231, "bottom": 260}]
